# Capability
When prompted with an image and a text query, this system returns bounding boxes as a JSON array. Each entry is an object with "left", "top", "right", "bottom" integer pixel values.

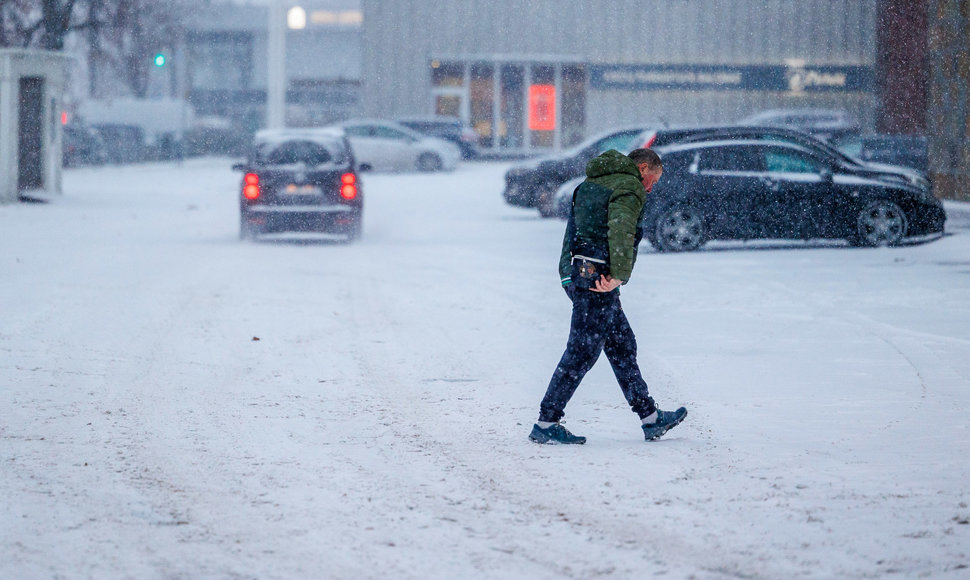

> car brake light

[
  {"left": 340, "top": 173, "right": 357, "bottom": 200},
  {"left": 243, "top": 173, "right": 260, "bottom": 200}
]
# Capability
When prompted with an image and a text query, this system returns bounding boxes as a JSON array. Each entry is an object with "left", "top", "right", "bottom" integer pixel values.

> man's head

[{"left": 628, "top": 148, "right": 663, "bottom": 192}]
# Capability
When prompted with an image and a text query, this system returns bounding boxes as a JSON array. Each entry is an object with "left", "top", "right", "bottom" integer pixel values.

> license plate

[{"left": 283, "top": 184, "right": 321, "bottom": 195}]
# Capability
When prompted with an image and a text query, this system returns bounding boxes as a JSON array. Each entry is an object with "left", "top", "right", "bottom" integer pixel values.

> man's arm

[{"left": 606, "top": 183, "right": 645, "bottom": 282}]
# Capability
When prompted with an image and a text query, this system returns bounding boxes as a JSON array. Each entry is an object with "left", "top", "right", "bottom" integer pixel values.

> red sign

[{"left": 528, "top": 84, "right": 556, "bottom": 131}]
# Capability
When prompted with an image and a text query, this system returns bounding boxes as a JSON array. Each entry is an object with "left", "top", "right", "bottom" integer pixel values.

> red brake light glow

[
  {"left": 243, "top": 173, "right": 260, "bottom": 199},
  {"left": 643, "top": 132, "right": 657, "bottom": 148},
  {"left": 340, "top": 173, "right": 357, "bottom": 200}
]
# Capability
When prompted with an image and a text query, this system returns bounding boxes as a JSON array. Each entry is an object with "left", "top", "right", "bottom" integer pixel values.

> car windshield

[{"left": 254, "top": 139, "right": 345, "bottom": 166}]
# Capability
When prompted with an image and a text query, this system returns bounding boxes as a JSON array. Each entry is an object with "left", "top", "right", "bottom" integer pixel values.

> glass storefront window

[
  {"left": 470, "top": 64, "right": 494, "bottom": 148},
  {"left": 561, "top": 66, "right": 586, "bottom": 148},
  {"left": 530, "top": 65, "right": 555, "bottom": 148},
  {"left": 500, "top": 65, "right": 525, "bottom": 149},
  {"left": 428, "top": 59, "right": 587, "bottom": 153},
  {"left": 431, "top": 61, "right": 464, "bottom": 87}
]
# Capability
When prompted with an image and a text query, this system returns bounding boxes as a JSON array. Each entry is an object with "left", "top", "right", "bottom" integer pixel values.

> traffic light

[{"left": 154, "top": 53, "right": 166, "bottom": 67}]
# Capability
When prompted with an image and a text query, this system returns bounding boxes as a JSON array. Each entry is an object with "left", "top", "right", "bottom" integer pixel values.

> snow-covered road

[{"left": 2, "top": 158, "right": 969, "bottom": 578}]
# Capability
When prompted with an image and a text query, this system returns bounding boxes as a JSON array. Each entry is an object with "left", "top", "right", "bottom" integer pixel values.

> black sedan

[
  {"left": 234, "top": 128, "right": 364, "bottom": 241},
  {"left": 644, "top": 139, "right": 945, "bottom": 251}
]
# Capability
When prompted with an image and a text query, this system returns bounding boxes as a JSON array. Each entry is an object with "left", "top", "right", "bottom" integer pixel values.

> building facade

[
  {"left": 360, "top": 0, "right": 878, "bottom": 154},
  {"left": 182, "top": 0, "right": 362, "bottom": 131}
]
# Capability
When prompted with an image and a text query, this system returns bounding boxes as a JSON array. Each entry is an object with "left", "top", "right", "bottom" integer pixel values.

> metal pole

[{"left": 267, "top": 0, "right": 286, "bottom": 129}]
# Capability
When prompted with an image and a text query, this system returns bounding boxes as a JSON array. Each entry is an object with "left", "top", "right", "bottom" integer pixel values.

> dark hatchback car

[
  {"left": 397, "top": 117, "right": 480, "bottom": 159},
  {"left": 644, "top": 139, "right": 945, "bottom": 251},
  {"left": 234, "top": 128, "right": 363, "bottom": 241}
]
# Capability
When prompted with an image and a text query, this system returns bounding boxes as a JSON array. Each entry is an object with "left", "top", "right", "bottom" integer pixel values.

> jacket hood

[{"left": 585, "top": 149, "right": 642, "bottom": 180}]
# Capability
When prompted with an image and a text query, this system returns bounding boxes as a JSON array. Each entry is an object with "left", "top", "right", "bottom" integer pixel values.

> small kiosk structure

[{"left": 0, "top": 49, "right": 70, "bottom": 204}]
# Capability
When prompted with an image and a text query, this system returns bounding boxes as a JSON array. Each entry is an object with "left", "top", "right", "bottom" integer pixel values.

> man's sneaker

[
  {"left": 641, "top": 407, "right": 688, "bottom": 441},
  {"left": 529, "top": 423, "right": 587, "bottom": 445}
]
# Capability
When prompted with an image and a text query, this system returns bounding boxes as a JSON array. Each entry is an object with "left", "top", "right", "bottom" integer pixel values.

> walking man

[{"left": 530, "top": 148, "right": 687, "bottom": 444}]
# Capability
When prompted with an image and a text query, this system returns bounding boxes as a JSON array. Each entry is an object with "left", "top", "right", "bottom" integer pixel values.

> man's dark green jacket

[{"left": 559, "top": 149, "right": 646, "bottom": 284}]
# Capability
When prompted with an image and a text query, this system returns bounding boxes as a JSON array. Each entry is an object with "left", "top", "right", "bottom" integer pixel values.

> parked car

[
  {"left": 552, "top": 125, "right": 937, "bottom": 222},
  {"left": 233, "top": 128, "right": 364, "bottom": 241},
  {"left": 517, "top": 124, "right": 752, "bottom": 217},
  {"left": 737, "top": 108, "right": 859, "bottom": 141},
  {"left": 637, "top": 139, "right": 944, "bottom": 251},
  {"left": 833, "top": 134, "right": 929, "bottom": 174},
  {"left": 330, "top": 119, "right": 461, "bottom": 172},
  {"left": 62, "top": 124, "right": 108, "bottom": 167},
  {"left": 503, "top": 126, "right": 656, "bottom": 216},
  {"left": 91, "top": 123, "right": 146, "bottom": 163},
  {"left": 396, "top": 116, "right": 480, "bottom": 159}
]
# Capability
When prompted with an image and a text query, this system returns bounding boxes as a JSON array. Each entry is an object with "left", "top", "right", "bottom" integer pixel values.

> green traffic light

[{"left": 154, "top": 54, "right": 166, "bottom": 67}]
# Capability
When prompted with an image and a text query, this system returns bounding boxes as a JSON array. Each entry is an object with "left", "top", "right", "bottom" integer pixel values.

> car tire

[
  {"left": 417, "top": 152, "right": 442, "bottom": 172},
  {"left": 654, "top": 206, "right": 707, "bottom": 252},
  {"left": 346, "top": 215, "right": 363, "bottom": 242},
  {"left": 852, "top": 199, "right": 908, "bottom": 247},
  {"left": 537, "top": 189, "right": 559, "bottom": 218},
  {"left": 240, "top": 211, "right": 258, "bottom": 240}
]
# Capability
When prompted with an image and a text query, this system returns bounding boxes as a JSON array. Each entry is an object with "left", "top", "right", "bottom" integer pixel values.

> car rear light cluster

[
  {"left": 340, "top": 173, "right": 357, "bottom": 200},
  {"left": 243, "top": 173, "right": 260, "bottom": 200}
]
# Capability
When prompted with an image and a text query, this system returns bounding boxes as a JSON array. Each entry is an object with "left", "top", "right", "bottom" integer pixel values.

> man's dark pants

[{"left": 539, "top": 286, "right": 657, "bottom": 423}]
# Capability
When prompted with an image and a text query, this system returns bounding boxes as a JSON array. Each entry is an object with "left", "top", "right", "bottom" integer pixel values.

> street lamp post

[{"left": 267, "top": 0, "right": 286, "bottom": 129}]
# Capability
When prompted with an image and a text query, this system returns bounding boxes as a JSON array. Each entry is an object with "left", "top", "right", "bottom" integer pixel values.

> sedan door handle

[{"left": 759, "top": 176, "right": 780, "bottom": 191}]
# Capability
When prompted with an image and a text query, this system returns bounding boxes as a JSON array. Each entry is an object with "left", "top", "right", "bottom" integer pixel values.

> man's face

[{"left": 639, "top": 165, "right": 663, "bottom": 192}]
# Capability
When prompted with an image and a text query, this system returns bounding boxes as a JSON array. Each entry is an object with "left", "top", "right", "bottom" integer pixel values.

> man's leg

[
  {"left": 602, "top": 295, "right": 657, "bottom": 420},
  {"left": 538, "top": 290, "right": 609, "bottom": 423}
]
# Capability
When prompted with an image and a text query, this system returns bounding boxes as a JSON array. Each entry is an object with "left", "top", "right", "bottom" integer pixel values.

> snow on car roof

[{"left": 254, "top": 127, "right": 346, "bottom": 147}]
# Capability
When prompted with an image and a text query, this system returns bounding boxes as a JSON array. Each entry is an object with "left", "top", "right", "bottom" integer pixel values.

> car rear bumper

[{"left": 242, "top": 205, "right": 360, "bottom": 234}]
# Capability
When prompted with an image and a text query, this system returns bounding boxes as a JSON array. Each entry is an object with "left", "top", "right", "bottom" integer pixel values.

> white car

[{"left": 333, "top": 119, "right": 461, "bottom": 172}]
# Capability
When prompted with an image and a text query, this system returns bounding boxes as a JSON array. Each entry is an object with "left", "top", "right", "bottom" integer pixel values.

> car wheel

[
  {"left": 417, "top": 152, "right": 442, "bottom": 172},
  {"left": 240, "top": 211, "right": 258, "bottom": 240},
  {"left": 853, "top": 199, "right": 908, "bottom": 247},
  {"left": 346, "top": 216, "right": 363, "bottom": 242},
  {"left": 654, "top": 206, "right": 706, "bottom": 252},
  {"left": 537, "top": 189, "right": 559, "bottom": 218}
]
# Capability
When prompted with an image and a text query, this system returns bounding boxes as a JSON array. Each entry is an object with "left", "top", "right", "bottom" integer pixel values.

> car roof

[
  {"left": 255, "top": 127, "right": 345, "bottom": 140},
  {"left": 656, "top": 138, "right": 816, "bottom": 156}
]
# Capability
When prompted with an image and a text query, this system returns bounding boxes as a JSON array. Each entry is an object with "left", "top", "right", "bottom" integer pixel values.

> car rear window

[{"left": 254, "top": 139, "right": 346, "bottom": 166}]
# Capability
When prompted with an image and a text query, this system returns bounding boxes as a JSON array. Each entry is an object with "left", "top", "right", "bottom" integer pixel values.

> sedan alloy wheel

[
  {"left": 855, "top": 199, "right": 907, "bottom": 247},
  {"left": 655, "top": 207, "right": 706, "bottom": 252}
]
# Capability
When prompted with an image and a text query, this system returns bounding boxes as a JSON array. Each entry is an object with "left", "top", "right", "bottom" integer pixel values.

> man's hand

[{"left": 591, "top": 275, "right": 622, "bottom": 293}]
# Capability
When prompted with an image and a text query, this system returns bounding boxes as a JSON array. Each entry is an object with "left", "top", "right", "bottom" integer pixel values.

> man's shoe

[
  {"left": 642, "top": 407, "right": 688, "bottom": 441},
  {"left": 529, "top": 423, "right": 587, "bottom": 445}
]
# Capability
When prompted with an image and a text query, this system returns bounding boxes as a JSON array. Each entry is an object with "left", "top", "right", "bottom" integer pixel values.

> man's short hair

[{"left": 628, "top": 148, "right": 663, "bottom": 171}]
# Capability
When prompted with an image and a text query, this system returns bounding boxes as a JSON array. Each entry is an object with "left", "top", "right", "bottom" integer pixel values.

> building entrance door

[
  {"left": 18, "top": 77, "right": 44, "bottom": 191},
  {"left": 430, "top": 59, "right": 585, "bottom": 154}
]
